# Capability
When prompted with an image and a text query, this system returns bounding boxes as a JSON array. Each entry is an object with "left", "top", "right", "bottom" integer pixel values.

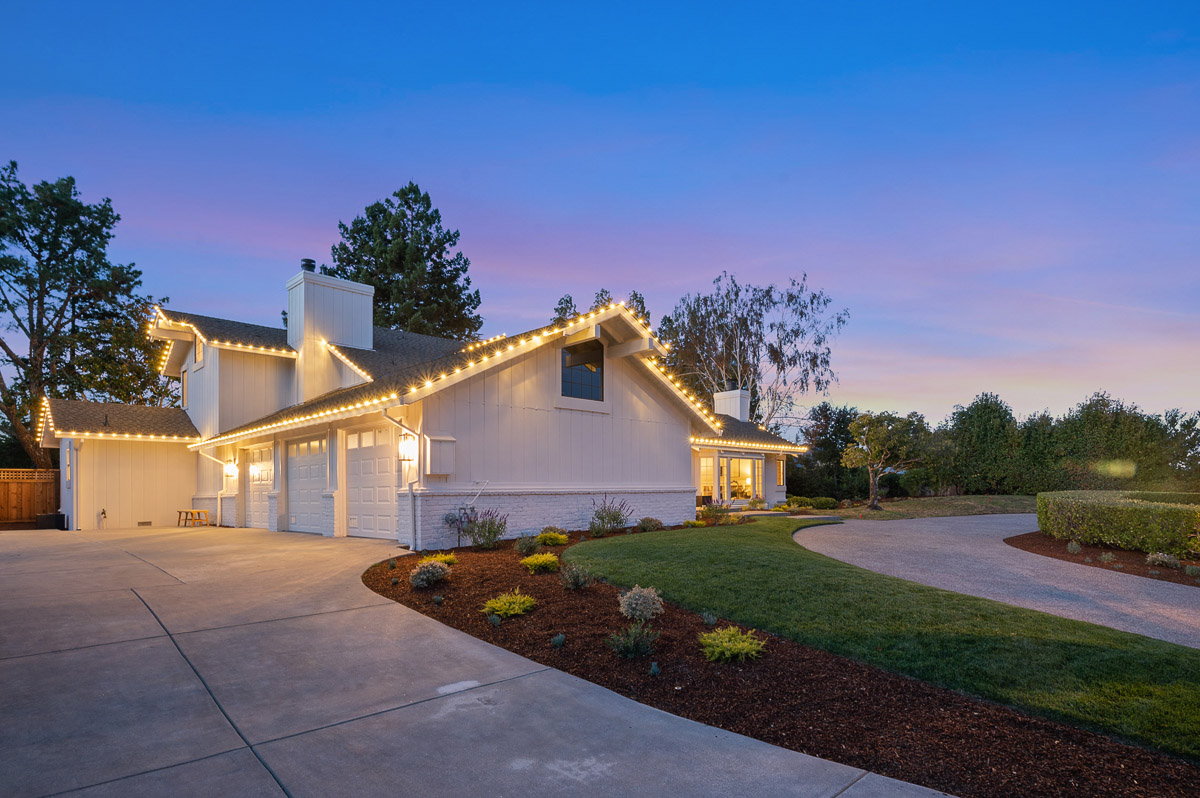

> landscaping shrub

[
  {"left": 618, "top": 584, "right": 664, "bottom": 623},
  {"left": 520, "top": 552, "right": 560, "bottom": 573},
  {"left": 1066, "top": 541, "right": 1082, "bottom": 555},
  {"left": 607, "top": 622, "right": 659, "bottom": 658},
  {"left": 1099, "top": 552, "right": 1115, "bottom": 563},
  {"left": 482, "top": 589, "right": 536, "bottom": 618},
  {"left": 550, "top": 633, "right": 565, "bottom": 648},
  {"left": 589, "top": 495, "right": 632, "bottom": 537},
  {"left": 698, "top": 625, "right": 767, "bottom": 663},
  {"left": 1036, "top": 491, "right": 1200, "bottom": 556},
  {"left": 465, "top": 508, "right": 509, "bottom": 549},
  {"left": 788, "top": 496, "right": 813, "bottom": 509},
  {"left": 637, "top": 517, "right": 665, "bottom": 532},
  {"left": 537, "top": 528, "right": 570, "bottom": 546},
  {"left": 700, "top": 610, "right": 718, "bottom": 626},
  {"left": 513, "top": 534, "right": 542, "bottom": 556},
  {"left": 810, "top": 497, "right": 838, "bottom": 510},
  {"left": 1145, "top": 552, "right": 1181, "bottom": 569},
  {"left": 559, "top": 561, "right": 595, "bottom": 589},
  {"left": 698, "top": 503, "right": 732, "bottom": 524},
  {"left": 684, "top": 519, "right": 706, "bottom": 528},
  {"left": 409, "top": 560, "right": 449, "bottom": 588},
  {"left": 746, "top": 498, "right": 766, "bottom": 510},
  {"left": 1186, "top": 565, "right": 1200, "bottom": 577},
  {"left": 419, "top": 552, "right": 457, "bottom": 566}
]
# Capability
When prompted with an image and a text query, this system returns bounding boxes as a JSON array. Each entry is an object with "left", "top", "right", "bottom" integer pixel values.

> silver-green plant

[{"left": 618, "top": 585, "right": 664, "bottom": 623}]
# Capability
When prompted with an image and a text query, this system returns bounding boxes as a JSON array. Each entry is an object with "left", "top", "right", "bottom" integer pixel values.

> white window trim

[
  {"left": 181, "top": 368, "right": 189, "bottom": 408},
  {"left": 555, "top": 341, "right": 611, "bottom": 414}
]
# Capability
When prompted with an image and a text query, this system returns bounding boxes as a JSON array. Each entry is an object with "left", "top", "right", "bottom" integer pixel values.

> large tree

[
  {"left": 791, "top": 402, "right": 861, "bottom": 498},
  {"left": 947, "top": 392, "right": 1019, "bottom": 493},
  {"left": 550, "top": 288, "right": 650, "bottom": 326},
  {"left": 659, "top": 271, "right": 848, "bottom": 430},
  {"left": 841, "top": 411, "right": 930, "bottom": 510},
  {"left": 323, "top": 182, "right": 483, "bottom": 339},
  {"left": 0, "top": 162, "right": 172, "bottom": 468}
]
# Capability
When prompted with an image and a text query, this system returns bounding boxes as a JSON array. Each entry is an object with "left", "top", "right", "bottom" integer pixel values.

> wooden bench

[{"left": 176, "top": 509, "right": 211, "bottom": 527}]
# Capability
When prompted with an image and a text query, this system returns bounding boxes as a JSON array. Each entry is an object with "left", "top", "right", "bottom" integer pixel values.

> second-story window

[
  {"left": 561, "top": 340, "right": 603, "bottom": 401},
  {"left": 194, "top": 338, "right": 204, "bottom": 366}
]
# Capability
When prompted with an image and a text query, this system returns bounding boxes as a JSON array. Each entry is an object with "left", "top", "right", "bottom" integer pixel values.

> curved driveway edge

[
  {"left": 0, "top": 525, "right": 949, "bottom": 798},
  {"left": 794, "top": 513, "right": 1200, "bottom": 649}
]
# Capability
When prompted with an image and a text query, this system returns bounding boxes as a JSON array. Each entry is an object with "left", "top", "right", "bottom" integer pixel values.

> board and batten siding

[
  {"left": 68, "top": 438, "right": 195, "bottom": 530},
  {"left": 217, "top": 349, "right": 294, "bottom": 433},
  {"left": 417, "top": 343, "right": 693, "bottom": 489}
]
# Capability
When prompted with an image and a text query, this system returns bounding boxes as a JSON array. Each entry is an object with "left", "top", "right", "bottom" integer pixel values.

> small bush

[
  {"left": 637, "top": 517, "right": 665, "bottom": 532},
  {"left": 1099, "top": 552, "right": 1115, "bottom": 563},
  {"left": 699, "top": 503, "right": 731, "bottom": 522},
  {"left": 1037, "top": 491, "right": 1200, "bottom": 556},
  {"left": 391, "top": 577, "right": 399, "bottom": 586},
  {"left": 488, "top": 613, "right": 502, "bottom": 626},
  {"left": 482, "top": 589, "right": 536, "bottom": 618},
  {"left": 700, "top": 610, "right": 718, "bottom": 626},
  {"left": 810, "top": 497, "right": 838, "bottom": 510},
  {"left": 1066, "top": 541, "right": 1082, "bottom": 555},
  {"left": 1185, "top": 565, "right": 1200, "bottom": 577},
  {"left": 590, "top": 494, "right": 632, "bottom": 537},
  {"left": 684, "top": 520, "right": 706, "bottom": 528},
  {"left": 409, "top": 560, "right": 449, "bottom": 588},
  {"left": 608, "top": 622, "right": 659, "bottom": 658},
  {"left": 649, "top": 661, "right": 661, "bottom": 676},
  {"left": 465, "top": 508, "right": 509, "bottom": 549},
  {"left": 618, "top": 584, "right": 664, "bottom": 623},
  {"left": 387, "top": 559, "right": 397, "bottom": 570},
  {"left": 520, "top": 552, "right": 560, "bottom": 574},
  {"left": 432, "top": 595, "right": 444, "bottom": 605},
  {"left": 537, "top": 530, "right": 570, "bottom": 546},
  {"left": 419, "top": 552, "right": 457, "bottom": 566},
  {"left": 746, "top": 498, "right": 766, "bottom": 510},
  {"left": 513, "top": 534, "right": 542, "bottom": 556},
  {"left": 699, "top": 626, "right": 767, "bottom": 663},
  {"left": 559, "top": 561, "right": 595, "bottom": 589},
  {"left": 1146, "top": 552, "right": 1181, "bottom": 569},
  {"left": 550, "top": 633, "right": 565, "bottom": 648},
  {"left": 788, "top": 496, "right": 814, "bottom": 508}
]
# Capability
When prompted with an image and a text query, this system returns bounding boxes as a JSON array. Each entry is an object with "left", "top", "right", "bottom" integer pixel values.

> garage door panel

[
  {"left": 287, "top": 436, "right": 326, "bottom": 534},
  {"left": 245, "top": 445, "right": 273, "bottom": 529},
  {"left": 346, "top": 426, "right": 396, "bottom": 540}
]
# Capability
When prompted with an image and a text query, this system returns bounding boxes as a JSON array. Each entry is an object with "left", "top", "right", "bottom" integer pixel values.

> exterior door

[
  {"left": 286, "top": 436, "right": 326, "bottom": 533},
  {"left": 245, "top": 445, "right": 273, "bottom": 528},
  {"left": 346, "top": 426, "right": 397, "bottom": 539}
]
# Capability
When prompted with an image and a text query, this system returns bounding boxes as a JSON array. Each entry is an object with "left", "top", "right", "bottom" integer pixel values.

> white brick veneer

[{"left": 408, "top": 488, "right": 695, "bottom": 551}]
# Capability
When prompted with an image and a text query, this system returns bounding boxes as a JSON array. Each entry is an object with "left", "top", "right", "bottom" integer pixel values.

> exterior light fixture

[
  {"left": 223, "top": 460, "right": 240, "bottom": 479},
  {"left": 398, "top": 431, "right": 418, "bottom": 462}
]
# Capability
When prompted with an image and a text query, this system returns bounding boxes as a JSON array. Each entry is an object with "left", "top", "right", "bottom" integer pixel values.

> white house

[{"left": 39, "top": 263, "right": 802, "bottom": 548}]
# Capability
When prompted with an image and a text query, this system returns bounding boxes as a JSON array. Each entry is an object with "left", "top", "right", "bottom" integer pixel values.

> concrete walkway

[
  {"left": 795, "top": 513, "right": 1200, "bottom": 649},
  {"left": 1, "top": 525, "right": 946, "bottom": 797}
]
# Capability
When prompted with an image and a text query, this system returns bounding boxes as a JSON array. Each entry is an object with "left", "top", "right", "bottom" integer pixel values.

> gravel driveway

[{"left": 794, "top": 514, "right": 1200, "bottom": 649}]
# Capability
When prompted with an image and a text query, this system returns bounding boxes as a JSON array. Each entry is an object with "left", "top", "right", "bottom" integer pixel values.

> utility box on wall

[{"left": 426, "top": 435, "right": 455, "bottom": 476}]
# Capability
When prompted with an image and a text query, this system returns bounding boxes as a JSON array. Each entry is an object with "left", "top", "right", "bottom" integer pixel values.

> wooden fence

[{"left": 0, "top": 469, "right": 60, "bottom": 523}]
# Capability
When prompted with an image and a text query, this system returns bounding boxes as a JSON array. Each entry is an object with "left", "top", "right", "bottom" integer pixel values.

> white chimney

[
  {"left": 713, "top": 388, "right": 751, "bottom": 422},
  {"left": 286, "top": 262, "right": 374, "bottom": 402}
]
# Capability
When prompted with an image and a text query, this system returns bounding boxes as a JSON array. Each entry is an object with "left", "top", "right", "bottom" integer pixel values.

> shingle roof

[
  {"left": 160, "top": 310, "right": 293, "bottom": 351},
  {"left": 710, "top": 414, "right": 803, "bottom": 451},
  {"left": 44, "top": 398, "right": 200, "bottom": 440}
]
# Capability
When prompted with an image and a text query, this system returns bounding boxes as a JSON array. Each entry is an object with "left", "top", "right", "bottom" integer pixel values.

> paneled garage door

[
  {"left": 245, "top": 445, "right": 273, "bottom": 528},
  {"left": 286, "top": 436, "right": 326, "bottom": 533},
  {"left": 346, "top": 426, "right": 397, "bottom": 539}
]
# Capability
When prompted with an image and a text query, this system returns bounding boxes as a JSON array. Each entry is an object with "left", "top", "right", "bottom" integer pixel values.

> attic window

[
  {"left": 562, "top": 340, "right": 603, "bottom": 402},
  {"left": 194, "top": 339, "right": 204, "bottom": 365}
]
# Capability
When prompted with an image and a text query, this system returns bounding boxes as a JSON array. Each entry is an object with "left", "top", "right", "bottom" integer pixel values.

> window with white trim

[{"left": 561, "top": 340, "right": 603, "bottom": 401}]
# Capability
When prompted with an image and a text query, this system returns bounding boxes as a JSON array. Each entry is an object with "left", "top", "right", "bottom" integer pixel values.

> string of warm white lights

[
  {"left": 37, "top": 398, "right": 201, "bottom": 444},
  {"left": 190, "top": 392, "right": 401, "bottom": 449},
  {"left": 689, "top": 436, "right": 807, "bottom": 452},
  {"left": 148, "top": 308, "right": 298, "bottom": 367},
  {"left": 324, "top": 341, "right": 373, "bottom": 381}
]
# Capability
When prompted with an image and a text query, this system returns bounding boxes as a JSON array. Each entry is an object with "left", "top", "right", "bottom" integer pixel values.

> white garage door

[
  {"left": 287, "top": 436, "right": 326, "bottom": 533},
  {"left": 245, "top": 445, "right": 273, "bottom": 528},
  {"left": 346, "top": 426, "right": 397, "bottom": 539}
]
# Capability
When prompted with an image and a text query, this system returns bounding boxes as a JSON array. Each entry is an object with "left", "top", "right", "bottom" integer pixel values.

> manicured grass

[
  {"left": 566, "top": 517, "right": 1200, "bottom": 760},
  {"left": 817, "top": 494, "right": 1036, "bottom": 520}
]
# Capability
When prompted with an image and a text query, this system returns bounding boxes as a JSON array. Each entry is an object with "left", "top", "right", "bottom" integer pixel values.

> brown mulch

[
  {"left": 1006, "top": 532, "right": 1200, "bottom": 589},
  {"left": 363, "top": 530, "right": 1200, "bottom": 798}
]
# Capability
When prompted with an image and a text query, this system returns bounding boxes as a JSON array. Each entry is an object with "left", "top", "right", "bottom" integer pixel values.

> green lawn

[
  {"left": 814, "top": 494, "right": 1036, "bottom": 520},
  {"left": 566, "top": 517, "right": 1200, "bottom": 760}
]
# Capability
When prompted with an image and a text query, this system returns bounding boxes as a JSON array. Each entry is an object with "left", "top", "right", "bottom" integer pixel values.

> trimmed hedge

[{"left": 1036, "top": 491, "right": 1200, "bottom": 557}]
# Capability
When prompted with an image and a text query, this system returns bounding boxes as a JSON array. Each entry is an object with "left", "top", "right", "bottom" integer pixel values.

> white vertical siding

[
  {"left": 218, "top": 349, "right": 294, "bottom": 432},
  {"left": 72, "top": 439, "right": 196, "bottom": 529}
]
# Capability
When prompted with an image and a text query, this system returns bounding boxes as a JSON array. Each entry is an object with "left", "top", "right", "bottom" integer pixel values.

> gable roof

[
  {"left": 41, "top": 397, "right": 200, "bottom": 444},
  {"left": 157, "top": 310, "right": 294, "bottom": 352},
  {"left": 690, "top": 414, "right": 807, "bottom": 453},
  {"left": 196, "top": 303, "right": 723, "bottom": 448}
]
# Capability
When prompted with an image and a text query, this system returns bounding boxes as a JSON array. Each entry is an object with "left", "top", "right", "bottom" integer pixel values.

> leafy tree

[
  {"left": 841, "top": 411, "right": 930, "bottom": 510},
  {"left": 626, "top": 289, "right": 649, "bottom": 321},
  {"left": 660, "top": 271, "right": 848, "bottom": 430},
  {"left": 323, "top": 182, "right": 483, "bottom": 339},
  {"left": 790, "top": 402, "right": 861, "bottom": 499},
  {"left": 0, "top": 161, "right": 171, "bottom": 468},
  {"left": 947, "top": 393, "right": 1018, "bottom": 493},
  {"left": 589, "top": 288, "right": 614, "bottom": 311},
  {"left": 551, "top": 294, "right": 578, "bottom": 325}
]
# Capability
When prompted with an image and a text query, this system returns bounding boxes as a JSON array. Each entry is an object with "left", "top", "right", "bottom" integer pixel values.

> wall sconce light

[
  {"left": 223, "top": 460, "right": 240, "bottom": 479},
  {"left": 398, "top": 431, "right": 418, "bottom": 463}
]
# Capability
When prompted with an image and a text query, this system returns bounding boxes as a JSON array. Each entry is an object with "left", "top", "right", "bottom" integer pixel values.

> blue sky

[{"left": 3, "top": 2, "right": 1197, "bottom": 421}]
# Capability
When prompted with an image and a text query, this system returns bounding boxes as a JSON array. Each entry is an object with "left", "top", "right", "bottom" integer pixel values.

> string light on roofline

[
  {"left": 323, "top": 341, "right": 373, "bottom": 381},
  {"left": 192, "top": 391, "right": 402, "bottom": 449},
  {"left": 689, "top": 436, "right": 807, "bottom": 453}
]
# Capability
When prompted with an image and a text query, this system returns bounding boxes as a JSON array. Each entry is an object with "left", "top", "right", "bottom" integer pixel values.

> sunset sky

[{"left": 4, "top": 2, "right": 1197, "bottom": 423}]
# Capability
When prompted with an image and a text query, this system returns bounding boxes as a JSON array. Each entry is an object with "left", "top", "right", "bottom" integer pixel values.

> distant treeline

[{"left": 789, "top": 392, "right": 1200, "bottom": 500}]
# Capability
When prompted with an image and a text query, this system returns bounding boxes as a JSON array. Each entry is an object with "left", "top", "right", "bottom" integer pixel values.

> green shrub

[
  {"left": 1145, "top": 552, "right": 1181, "bottom": 569},
  {"left": 466, "top": 508, "right": 508, "bottom": 549},
  {"left": 388, "top": 558, "right": 397, "bottom": 569},
  {"left": 432, "top": 595, "right": 443, "bottom": 605},
  {"left": 1098, "top": 551, "right": 1115, "bottom": 563},
  {"left": 698, "top": 625, "right": 767, "bottom": 663},
  {"left": 520, "top": 552, "right": 560, "bottom": 574},
  {"left": 789, "top": 496, "right": 814, "bottom": 508},
  {"left": 618, "top": 584, "right": 664, "bottom": 623},
  {"left": 419, "top": 552, "right": 457, "bottom": 566},
  {"left": 550, "top": 633, "right": 565, "bottom": 648},
  {"left": 513, "top": 534, "right": 542, "bottom": 556},
  {"left": 482, "top": 589, "right": 536, "bottom": 617},
  {"left": 409, "top": 560, "right": 449, "bottom": 588},
  {"left": 683, "top": 520, "right": 706, "bottom": 528},
  {"left": 559, "top": 561, "right": 595, "bottom": 589},
  {"left": 1186, "top": 565, "right": 1200, "bottom": 577},
  {"left": 589, "top": 495, "right": 632, "bottom": 537},
  {"left": 1036, "top": 491, "right": 1200, "bottom": 556},
  {"left": 699, "top": 503, "right": 732, "bottom": 522},
  {"left": 700, "top": 610, "right": 718, "bottom": 626},
  {"left": 746, "top": 498, "right": 766, "bottom": 510},
  {"left": 810, "top": 497, "right": 838, "bottom": 510},
  {"left": 537, "top": 530, "right": 570, "bottom": 546},
  {"left": 608, "top": 622, "right": 659, "bottom": 658},
  {"left": 637, "top": 517, "right": 665, "bottom": 532},
  {"left": 1066, "top": 541, "right": 1082, "bottom": 555}
]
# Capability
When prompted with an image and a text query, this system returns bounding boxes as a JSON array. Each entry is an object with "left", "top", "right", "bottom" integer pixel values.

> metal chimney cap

[{"left": 300, "top": 258, "right": 316, "bottom": 272}]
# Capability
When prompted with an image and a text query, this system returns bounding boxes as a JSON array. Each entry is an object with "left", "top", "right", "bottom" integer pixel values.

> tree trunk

[{"left": 867, "top": 468, "right": 881, "bottom": 510}]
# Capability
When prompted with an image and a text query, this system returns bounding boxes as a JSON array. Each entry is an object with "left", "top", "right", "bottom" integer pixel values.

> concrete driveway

[
  {"left": 1, "top": 525, "right": 945, "bottom": 798},
  {"left": 795, "top": 514, "right": 1200, "bottom": 649}
]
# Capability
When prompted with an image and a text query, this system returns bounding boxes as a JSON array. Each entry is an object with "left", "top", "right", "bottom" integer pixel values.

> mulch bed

[
  {"left": 1006, "top": 532, "right": 1200, "bottom": 589},
  {"left": 363, "top": 527, "right": 1200, "bottom": 798}
]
